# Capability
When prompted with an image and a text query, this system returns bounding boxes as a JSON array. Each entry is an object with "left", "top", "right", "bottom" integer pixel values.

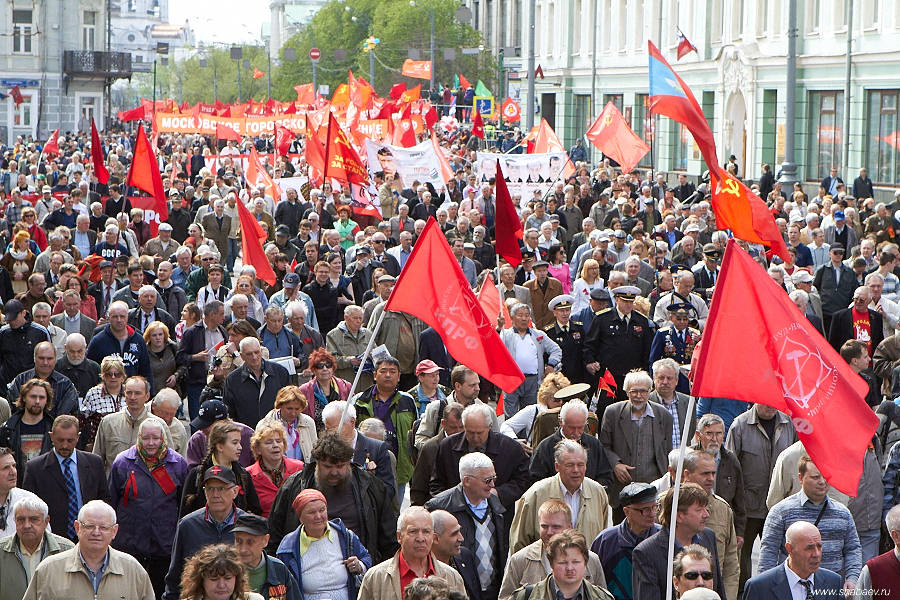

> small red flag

[
  {"left": 676, "top": 31, "right": 698, "bottom": 60},
  {"left": 400, "top": 84, "right": 421, "bottom": 104},
  {"left": 392, "top": 119, "right": 417, "bottom": 148},
  {"left": 215, "top": 123, "right": 242, "bottom": 142},
  {"left": 117, "top": 106, "right": 145, "bottom": 121},
  {"left": 290, "top": 256, "right": 298, "bottom": 273},
  {"left": 472, "top": 110, "right": 485, "bottom": 139},
  {"left": 424, "top": 104, "right": 438, "bottom": 130},
  {"left": 494, "top": 161, "right": 523, "bottom": 267},
  {"left": 236, "top": 196, "right": 277, "bottom": 286},
  {"left": 501, "top": 97, "right": 521, "bottom": 122},
  {"left": 598, "top": 369, "right": 618, "bottom": 397},
  {"left": 496, "top": 393, "right": 505, "bottom": 417},
  {"left": 9, "top": 86, "right": 24, "bottom": 105},
  {"left": 253, "top": 67, "right": 265, "bottom": 79},
  {"left": 324, "top": 112, "right": 368, "bottom": 185},
  {"left": 585, "top": 102, "right": 650, "bottom": 174},
  {"left": 401, "top": 59, "right": 432, "bottom": 81},
  {"left": 43, "top": 129, "right": 60, "bottom": 157},
  {"left": 389, "top": 82, "right": 407, "bottom": 100},
  {"left": 385, "top": 219, "right": 525, "bottom": 393},
  {"left": 126, "top": 124, "right": 167, "bottom": 221},
  {"left": 90, "top": 118, "right": 109, "bottom": 185},
  {"left": 458, "top": 73, "right": 471, "bottom": 89},
  {"left": 275, "top": 124, "right": 294, "bottom": 156},
  {"left": 692, "top": 240, "right": 877, "bottom": 496},
  {"left": 295, "top": 83, "right": 315, "bottom": 105},
  {"left": 477, "top": 275, "right": 512, "bottom": 329}
]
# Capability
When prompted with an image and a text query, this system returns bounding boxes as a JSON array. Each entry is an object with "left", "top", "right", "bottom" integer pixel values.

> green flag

[
  {"left": 475, "top": 80, "right": 492, "bottom": 98},
  {"left": 453, "top": 74, "right": 460, "bottom": 89}
]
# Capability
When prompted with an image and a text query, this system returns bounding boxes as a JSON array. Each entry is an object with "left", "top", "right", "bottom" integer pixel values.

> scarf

[
  {"left": 10, "top": 248, "right": 28, "bottom": 260},
  {"left": 313, "top": 378, "right": 337, "bottom": 409},
  {"left": 277, "top": 408, "right": 301, "bottom": 452},
  {"left": 260, "top": 458, "right": 286, "bottom": 488},
  {"left": 137, "top": 436, "right": 169, "bottom": 471}
]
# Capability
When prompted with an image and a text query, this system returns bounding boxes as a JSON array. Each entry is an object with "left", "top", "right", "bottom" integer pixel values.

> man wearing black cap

[
  {"left": 233, "top": 513, "right": 301, "bottom": 599},
  {"left": 163, "top": 465, "right": 249, "bottom": 600},
  {"left": 691, "top": 244, "right": 721, "bottom": 302},
  {"left": 591, "top": 483, "right": 661, "bottom": 600},
  {"left": 649, "top": 303, "right": 700, "bottom": 395},
  {"left": 273, "top": 224, "right": 302, "bottom": 265},
  {"left": 814, "top": 243, "right": 857, "bottom": 333},
  {"left": 545, "top": 294, "right": 586, "bottom": 384},
  {"left": 574, "top": 287, "right": 612, "bottom": 334},
  {"left": 0, "top": 298, "right": 51, "bottom": 387},
  {"left": 515, "top": 251, "right": 537, "bottom": 285}
]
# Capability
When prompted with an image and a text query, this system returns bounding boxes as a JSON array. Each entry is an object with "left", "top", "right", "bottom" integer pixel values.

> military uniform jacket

[
  {"left": 648, "top": 324, "right": 700, "bottom": 367},
  {"left": 583, "top": 309, "right": 653, "bottom": 378},
  {"left": 544, "top": 320, "right": 586, "bottom": 383}
]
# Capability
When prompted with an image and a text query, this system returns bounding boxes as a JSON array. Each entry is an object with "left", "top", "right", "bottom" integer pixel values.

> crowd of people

[{"left": 0, "top": 121, "right": 896, "bottom": 600}]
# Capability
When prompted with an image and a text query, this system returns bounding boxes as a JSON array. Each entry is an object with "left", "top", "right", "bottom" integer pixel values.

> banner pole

[
  {"left": 339, "top": 306, "right": 388, "bottom": 428},
  {"left": 665, "top": 394, "right": 697, "bottom": 600}
]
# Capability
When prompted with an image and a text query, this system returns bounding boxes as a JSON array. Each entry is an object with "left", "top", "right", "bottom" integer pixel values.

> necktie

[
  {"left": 62, "top": 458, "right": 79, "bottom": 539},
  {"left": 800, "top": 580, "right": 814, "bottom": 600},
  {"left": 562, "top": 325, "right": 568, "bottom": 333},
  {"left": 104, "top": 286, "right": 111, "bottom": 313},
  {"left": 0, "top": 504, "right": 5, "bottom": 531},
  {"left": 144, "top": 312, "right": 151, "bottom": 331}
]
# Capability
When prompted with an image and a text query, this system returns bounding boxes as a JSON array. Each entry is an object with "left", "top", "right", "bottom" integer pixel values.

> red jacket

[{"left": 247, "top": 457, "right": 304, "bottom": 517}]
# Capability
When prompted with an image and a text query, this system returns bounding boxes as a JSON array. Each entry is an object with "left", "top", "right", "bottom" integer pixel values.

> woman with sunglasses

[
  {"left": 79, "top": 355, "right": 126, "bottom": 450},
  {"left": 298, "top": 348, "right": 352, "bottom": 431},
  {"left": 20, "top": 207, "right": 47, "bottom": 251}
]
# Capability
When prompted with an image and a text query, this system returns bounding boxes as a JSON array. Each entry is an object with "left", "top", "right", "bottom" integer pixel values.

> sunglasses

[
  {"left": 105, "top": 371, "right": 123, "bottom": 377},
  {"left": 683, "top": 571, "right": 714, "bottom": 581},
  {"left": 313, "top": 362, "right": 333, "bottom": 370}
]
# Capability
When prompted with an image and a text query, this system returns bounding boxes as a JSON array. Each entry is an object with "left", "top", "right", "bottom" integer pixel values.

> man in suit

[
  {"left": 69, "top": 214, "right": 97, "bottom": 259},
  {"left": 744, "top": 521, "right": 844, "bottom": 599},
  {"left": 821, "top": 166, "right": 844, "bottom": 198},
  {"left": 430, "top": 509, "right": 483, "bottom": 600},
  {"left": 599, "top": 370, "right": 673, "bottom": 520},
  {"left": 827, "top": 285, "right": 884, "bottom": 354},
  {"left": 410, "top": 401, "right": 463, "bottom": 506},
  {"left": 632, "top": 483, "right": 726, "bottom": 600},
  {"left": 200, "top": 199, "right": 232, "bottom": 266},
  {"left": 50, "top": 289, "right": 96, "bottom": 342},
  {"left": 21, "top": 415, "right": 108, "bottom": 541},
  {"left": 127, "top": 285, "right": 177, "bottom": 337},
  {"left": 369, "top": 232, "right": 401, "bottom": 276},
  {"left": 649, "top": 304, "right": 701, "bottom": 394},
  {"left": 814, "top": 244, "right": 857, "bottom": 333},
  {"left": 823, "top": 211, "right": 858, "bottom": 253},
  {"left": 498, "top": 264, "right": 532, "bottom": 308},
  {"left": 691, "top": 244, "right": 721, "bottom": 302},
  {"left": 321, "top": 400, "right": 395, "bottom": 499},
  {"left": 525, "top": 261, "right": 563, "bottom": 329},
  {"left": 389, "top": 203, "right": 415, "bottom": 243},
  {"left": 87, "top": 260, "right": 120, "bottom": 319}
]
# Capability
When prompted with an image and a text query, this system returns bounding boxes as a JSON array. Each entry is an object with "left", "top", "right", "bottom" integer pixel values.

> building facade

[
  {"left": 1, "top": 0, "right": 131, "bottom": 144},
  {"left": 268, "top": 0, "right": 329, "bottom": 57},
  {"left": 466, "top": 0, "right": 900, "bottom": 193}
]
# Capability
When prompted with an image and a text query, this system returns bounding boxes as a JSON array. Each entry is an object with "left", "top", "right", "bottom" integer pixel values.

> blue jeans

[
  {"left": 859, "top": 529, "right": 881, "bottom": 564},
  {"left": 504, "top": 374, "right": 539, "bottom": 417},
  {"left": 227, "top": 238, "right": 240, "bottom": 273},
  {"left": 185, "top": 383, "right": 205, "bottom": 425}
]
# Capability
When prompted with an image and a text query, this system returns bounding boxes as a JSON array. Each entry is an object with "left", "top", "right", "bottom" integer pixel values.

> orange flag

[
  {"left": 501, "top": 97, "right": 521, "bottom": 122},
  {"left": 532, "top": 118, "right": 575, "bottom": 177},
  {"left": 331, "top": 84, "right": 350, "bottom": 106},
  {"left": 458, "top": 73, "right": 471, "bottom": 89},
  {"left": 126, "top": 125, "right": 167, "bottom": 220},
  {"left": 392, "top": 119, "right": 417, "bottom": 148},
  {"left": 253, "top": 67, "right": 265, "bottom": 79},
  {"left": 348, "top": 70, "right": 373, "bottom": 110},
  {"left": 401, "top": 59, "right": 432, "bottom": 80},
  {"left": 236, "top": 196, "right": 277, "bottom": 285},
  {"left": 471, "top": 110, "right": 484, "bottom": 139},
  {"left": 294, "top": 83, "right": 315, "bottom": 105},
  {"left": 431, "top": 131, "right": 454, "bottom": 184},
  {"left": 400, "top": 84, "right": 421, "bottom": 104},
  {"left": 710, "top": 169, "right": 790, "bottom": 261},
  {"left": 477, "top": 276, "right": 513, "bottom": 329},
  {"left": 324, "top": 112, "right": 368, "bottom": 185},
  {"left": 246, "top": 147, "right": 282, "bottom": 205},
  {"left": 585, "top": 101, "right": 650, "bottom": 174}
]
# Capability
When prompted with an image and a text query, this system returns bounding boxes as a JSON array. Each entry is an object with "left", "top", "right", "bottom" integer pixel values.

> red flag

[
  {"left": 289, "top": 256, "right": 298, "bottom": 272},
  {"left": 9, "top": 86, "right": 23, "bottom": 105},
  {"left": 126, "top": 125, "right": 167, "bottom": 220},
  {"left": 304, "top": 127, "right": 327, "bottom": 185},
  {"left": 90, "top": 118, "right": 110, "bottom": 185},
  {"left": 246, "top": 147, "right": 282, "bottom": 204},
  {"left": 324, "top": 112, "right": 368, "bottom": 185},
  {"left": 236, "top": 197, "right": 277, "bottom": 286},
  {"left": 676, "top": 30, "right": 698, "bottom": 60},
  {"left": 496, "top": 393, "right": 504, "bottom": 417},
  {"left": 215, "top": 123, "right": 242, "bottom": 142},
  {"left": 295, "top": 83, "right": 315, "bottom": 105},
  {"left": 458, "top": 73, "right": 471, "bottom": 89},
  {"left": 43, "top": 129, "right": 60, "bottom": 157},
  {"left": 711, "top": 170, "right": 790, "bottom": 261},
  {"left": 117, "top": 106, "right": 145, "bottom": 121},
  {"left": 598, "top": 369, "right": 618, "bottom": 396},
  {"left": 494, "top": 161, "right": 523, "bottom": 267},
  {"left": 472, "top": 110, "right": 485, "bottom": 139},
  {"left": 392, "top": 119, "right": 417, "bottom": 148},
  {"left": 424, "top": 104, "right": 438, "bottom": 130},
  {"left": 385, "top": 219, "right": 525, "bottom": 393},
  {"left": 389, "top": 82, "right": 407, "bottom": 100},
  {"left": 431, "top": 131, "right": 454, "bottom": 184},
  {"left": 477, "top": 276, "right": 512, "bottom": 329},
  {"left": 501, "top": 97, "right": 521, "bottom": 122},
  {"left": 275, "top": 124, "right": 294, "bottom": 156},
  {"left": 585, "top": 102, "right": 650, "bottom": 174},
  {"left": 692, "top": 240, "right": 877, "bottom": 496},
  {"left": 253, "top": 67, "right": 265, "bottom": 79}
]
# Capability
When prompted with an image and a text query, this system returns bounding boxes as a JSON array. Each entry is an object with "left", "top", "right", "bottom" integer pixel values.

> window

[
  {"left": 547, "top": 2, "right": 555, "bottom": 56},
  {"left": 631, "top": 0, "right": 643, "bottom": 51},
  {"left": 866, "top": 90, "right": 900, "bottom": 184},
  {"left": 603, "top": 94, "right": 623, "bottom": 113},
  {"left": 756, "top": 0, "right": 768, "bottom": 35},
  {"left": 574, "top": 94, "right": 590, "bottom": 143},
  {"left": 510, "top": 1, "right": 520, "bottom": 50},
  {"left": 710, "top": 0, "right": 723, "bottom": 43},
  {"left": 617, "top": 0, "right": 626, "bottom": 50},
  {"left": 862, "top": 0, "right": 879, "bottom": 28},
  {"left": 13, "top": 92, "right": 33, "bottom": 127},
  {"left": 807, "top": 91, "right": 843, "bottom": 180},
  {"left": 83, "top": 11, "right": 97, "bottom": 51},
  {"left": 672, "top": 123, "right": 691, "bottom": 170},
  {"left": 806, "top": 0, "right": 820, "bottom": 32},
  {"left": 731, "top": 0, "right": 744, "bottom": 39},
  {"left": 13, "top": 9, "right": 33, "bottom": 54},
  {"left": 535, "top": 4, "right": 542, "bottom": 55},
  {"left": 485, "top": 0, "right": 493, "bottom": 47},
  {"left": 634, "top": 94, "right": 653, "bottom": 167},
  {"left": 834, "top": 0, "right": 847, "bottom": 30},
  {"left": 603, "top": 0, "right": 612, "bottom": 51}
]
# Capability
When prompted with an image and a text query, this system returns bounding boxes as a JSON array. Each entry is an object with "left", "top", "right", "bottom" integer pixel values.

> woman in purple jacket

[{"left": 108, "top": 418, "right": 189, "bottom": 599}]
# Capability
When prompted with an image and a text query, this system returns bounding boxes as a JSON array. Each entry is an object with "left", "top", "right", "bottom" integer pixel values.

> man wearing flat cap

[
  {"left": 545, "top": 294, "right": 586, "bottom": 384},
  {"left": 583, "top": 286, "right": 653, "bottom": 404},
  {"left": 691, "top": 244, "right": 721, "bottom": 302},
  {"left": 574, "top": 286, "right": 612, "bottom": 333},
  {"left": 591, "top": 483, "right": 661, "bottom": 600},
  {"left": 232, "top": 514, "right": 300, "bottom": 600}
]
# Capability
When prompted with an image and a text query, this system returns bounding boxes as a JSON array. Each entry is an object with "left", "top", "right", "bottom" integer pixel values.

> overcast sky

[{"left": 170, "top": 1, "right": 270, "bottom": 45}]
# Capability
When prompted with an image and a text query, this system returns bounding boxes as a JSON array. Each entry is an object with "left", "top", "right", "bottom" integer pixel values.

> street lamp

[
  {"left": 346, "top": 10, "right": 378, "bottom": 87},
  {"left": 409, "top": 0, "right": 435, "bottom": 91}
]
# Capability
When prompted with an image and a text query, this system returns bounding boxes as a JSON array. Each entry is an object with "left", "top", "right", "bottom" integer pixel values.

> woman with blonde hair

[
  {"left": 571, "top": 258, "right": 604, "bottom": 314},
  {"left": 180, "top": 544, "right": 263, "bottom": 600},
  {"left": 257, "top": 385, "right": 317, "bottom": 461},
  {"left": 247, "top": 420, "right": 305, "bottom": 516},
  {"left": 79, "top": 355, "right": 126, "bottom": 449},
  {"left": 143, "top": 320, "right": 182, "bottom": 395},
  {"left": 0, "top": 230, "right": 35, "bottom": 293}
]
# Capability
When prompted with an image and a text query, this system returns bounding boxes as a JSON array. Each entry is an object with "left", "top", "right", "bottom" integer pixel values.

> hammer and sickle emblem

[
  {"left": 602, "top": 115, "right": 613, "bottom": 127},
  {"left": 336, "top": 131, "right": 353, "bottom": 150},
  {"left": 721, "top": 177, "right": 740, "bottom": 197}
]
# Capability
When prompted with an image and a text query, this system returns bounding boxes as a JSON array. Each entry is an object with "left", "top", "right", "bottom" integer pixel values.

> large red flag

[
  {"left": 304, "top": 127, "right": 327, "bottom": 185},
  {"left": 385, "top": 219, "right": 525, "bottom": 393},
  {"left": 117, "top": 105, "right": 145, "bottom": 122},
  {"left": 90, "top": 118, "right": 109, "bottom": 185},
  {"left": 471, "top": 109, "right": 485, "bottom": 139},
  {"left": 324, "top": 113, "right": 368, "bottom": 185},
  {"left": 494, "top": 161, "right": 523, "bottom": 267},
  {"left": 585, "top": 102, "right": 650, "bottom": 174},
  {"left": 275, "top": 124, "right": 294, "bottom": 156},
  {"left": 692, "top": 239, "right": 877, "bottom": 496},
  {"left": 42, "top": 129, "right": 60, "bottom": 157},
  {"left": 711, "top": 170, "right": 789, "bottom": 260},
  {"left": 389, "top": 82, "right": 407, "bottom": 100},
  {"left": 236, "top": 197, "right": 277, "bottom": 286},
  {"left": 126, "top": 124, "right": 167, "bottom": 220},
  {"left": 294, "top": 83, "right": 315, "bottom": 105},
  {"left": 246, "top": 147, "right": 282, "bottom": 204},
  {"left": 392, "top": 119, "right": 417, "bottom": 148}
]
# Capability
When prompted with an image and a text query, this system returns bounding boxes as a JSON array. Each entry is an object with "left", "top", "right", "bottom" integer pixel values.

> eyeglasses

[
  {"left": 468, "top": 475, "right": 497, "bottom": 484},
  {"left": 626, "top": 388, "right": 650, "bottom": 395},
  {"left": 626, "top": 505, "right": 656, "bottom": 516},
  {"left": 78, "top": 522, "right": 115, "bottom": 533},
  {"left": 313, "top": 362, "right": 333, "bottom": 370},
  {"left": 205, "top": 485, "right": 236, "bottom": 496},
  {"left": 202, "top": 257, "right": 216, "bottom": 261},
  {"left": 682, "top": 571, "right": 715, "bottom": 581}
]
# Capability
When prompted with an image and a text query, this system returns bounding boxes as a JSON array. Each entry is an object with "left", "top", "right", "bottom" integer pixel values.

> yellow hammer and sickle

[
  {"left": 336, "top": 130, "right": 353, "bottom": 150},
  {"left": 722, "top": 177, "right": 740, "bottom": 197},
  {"left": 603, "top": 115, "right": 613, "bottom": 126}
]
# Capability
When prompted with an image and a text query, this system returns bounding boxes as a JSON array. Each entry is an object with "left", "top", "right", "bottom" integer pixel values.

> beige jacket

[
  {"left": 23, "top": 545, "right": 155, "bottom": 600},
  {"left": 706, "top": 494, "right": 740, "bottom": 600},
  {"left": 766, "top": 440, "right": 850, "bottom": 509},
  {"left": 0, "top": 531, "right": 73, "bottom": 600},
  {"left": 499, "top": 540, "right": 607, "bottom": 600},
  {"left": 358, "top": 552, "right": 465, "bottom": 600},
  {"left": 508, "top": 473, "right": 609, "bottom": 554},
  {"left": 166, "top": 416, "right": 189, "bottom": 456},
  {"left": 92, "top": 403, "right": 173, "bottom": 473}
]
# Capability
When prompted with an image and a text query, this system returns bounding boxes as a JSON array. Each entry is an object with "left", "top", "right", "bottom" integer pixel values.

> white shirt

[
  {"left": 784, "top": 560, "right": 815, "bottom": 600},
  {"left": 560, "top": 481, "right": 582, "bottom": 527},
  {"left": 512, "top": 331, "right": 539, "bottom": 375}
]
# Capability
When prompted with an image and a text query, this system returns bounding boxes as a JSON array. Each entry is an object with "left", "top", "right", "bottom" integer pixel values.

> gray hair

[
  {"left": 697, "top": 413, "right": 725, "bottom": 431},
  {"left": 865, "top": 272, "right": 885, "bottom": 286},
  {"left": 238, "top": 336, "right": 261, "bottom": 353},
  {"left": 65, "top": 332, "right": 87, "bottom": 349},
  {"left": 138, "top": 284, "right": 157, "bottom": 298},
  {"left": 358, "top": 417, "right": 385, "bottom": 439},
  {"left": 554, "top": 438, "right": 586, "bottom": 463},
  {"left": 789, "top": 289, "right": 809, "bottom": 307},
  {"left": 461, "top": 403, "right": 493, "bottom": 428},
  {"left": 13, "top": 495, "right": 49, "bottom": 519},
  {"left": 203, "top": 300, "right": 224, "bottom": 318},
  {"left": 431, "top": 509, "right": 457, "bottom": 536},
  {"left": 344, "top": 304, "right": 363, "bottom": 317},
  {"left": 559, "top": 399, "right": 588, "bottom": 424},
  {"left": 137, "top": 418, "right": 165, "bottom": 438},
  {"left": 77, "top": 500, "right": 117, "bottom": 524},
  {"left": 265, "top": 304, "right": 284, "bottom": 320},
  {"left": 652, "top": 357, "right": 680, "bottom": 378},
  {"left": 458, "top": 451, "right": 493, "bottom": 478},
  {"left": 151, "top": 388, "right": 182, "bottom": 410},
  {"left": 886, "top": 504, "right": 900, "bottom": 533},
  {"left": 509, "top": 302, "right": 531, "bottom": 317},
  {"left": 322, "top": 400, "right": 356, "bottom": 423},
  {"left": 623, "top": 370, "right": 653, "bottom": 392},
  {"left": 284, "top": 301, "right": 308, "bottom": 320},
  {"left": 683, "top": 449, "right": 715, "bottom": 473},
  {"left": 32, "top": 302, "right": 51, "bottom": 315},
  {"left": 397, "top": 506, "right": 431, "bottom": 533},
  {"left": 668, "top": 448, "right": 682, "bottom": 469}
]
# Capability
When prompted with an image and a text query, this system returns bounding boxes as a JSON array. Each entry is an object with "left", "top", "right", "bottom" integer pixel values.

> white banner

[
  {"left": 364, "top": 139, "right": 445, "bottom": 192},
  {"left": 274, "top": 176, "right": 309, "bottom": 202},
  {"left": 476, "top": 151, "right": 568, "bottom": 199}
]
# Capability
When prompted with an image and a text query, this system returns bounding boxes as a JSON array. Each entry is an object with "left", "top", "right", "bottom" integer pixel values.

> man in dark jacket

[
  {"left": 176, "top": 300, "right": 227, "bottom": 421},
  {"left": 165, "top": 193, "right": 192, "bottom": 243},
  {"left": 0, "top": 379, "right": 54, "bottom": 483},
  {"left": 429, "top": 509, "right": 482, "bottom": 600},
  {"left": 0, "top": 299, "right": 51, "bottom": 387},
  {"left": 222, "top": 337, "right": 290, "bottom": 428},
  {"left": 529, "top": 399, "right": 613, "bottom": 487},
  {"left": 814, "top": 245, "right": 857, "bottom": 332},
  {"left": 7, "top": 341, "right": 79, "bottom": 420},
  {"left": 232, "top": 514, "right": 301, "bottom": 600},
  {"left": 85, "top": 301, "right": 153, "bottom": 389},
  {"left": 828, "top": 285, "right": 885, "bottom": 354},
  {"left": 55, "top": 334, "right": 101, "bottom": 399},
  {"left": 266, "top": 433, "right": 399, "bottom": 563}
]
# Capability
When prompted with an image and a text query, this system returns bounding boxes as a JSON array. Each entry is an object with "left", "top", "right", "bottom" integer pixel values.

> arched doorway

[{"left": 724, "top": 92, "right": 747, "bottom": 177}]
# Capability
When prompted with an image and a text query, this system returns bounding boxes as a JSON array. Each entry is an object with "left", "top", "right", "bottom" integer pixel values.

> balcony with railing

[{"left": 63, "top": 51, "right": 132, "bottom": 79}]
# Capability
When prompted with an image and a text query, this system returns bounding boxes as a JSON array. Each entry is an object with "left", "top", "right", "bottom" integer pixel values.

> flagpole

[
  {"left": 338, "top": 306, "right": 388, "bottom": 428},
  {"left": 664, "top": 394, "right": 697, "bottom": 600}
]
